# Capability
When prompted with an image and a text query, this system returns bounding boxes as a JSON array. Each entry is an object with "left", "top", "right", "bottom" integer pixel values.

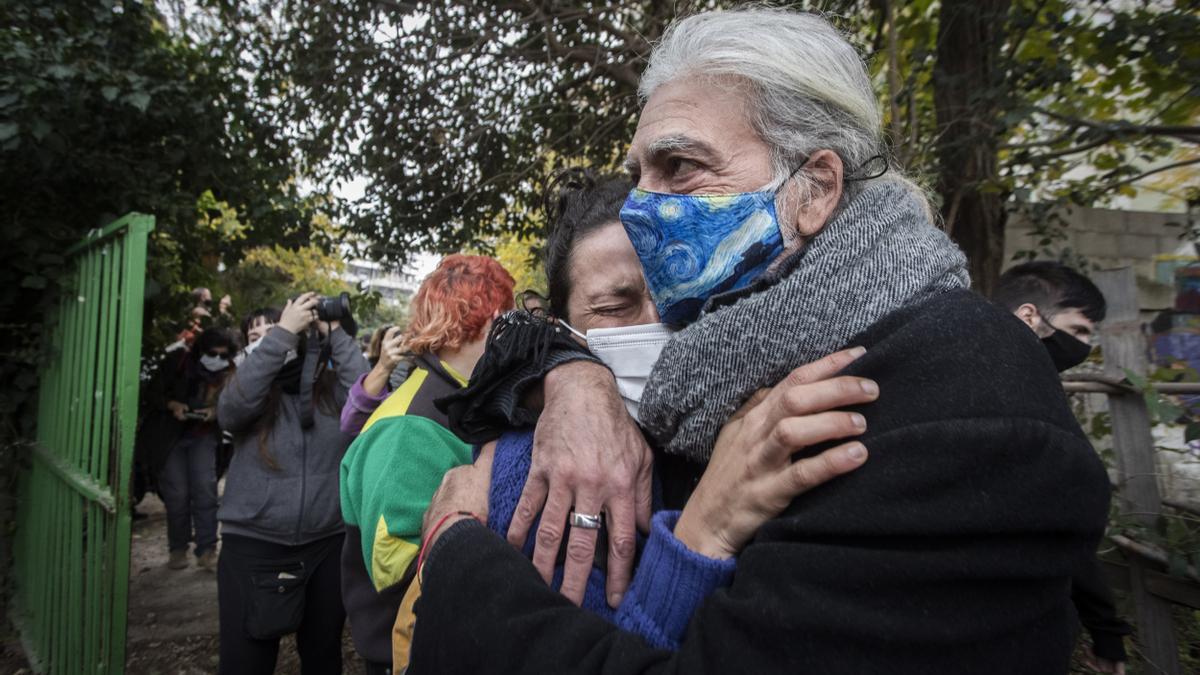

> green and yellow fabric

[{"left": 339, "top": 354, "right": 471, "bottom": 666}]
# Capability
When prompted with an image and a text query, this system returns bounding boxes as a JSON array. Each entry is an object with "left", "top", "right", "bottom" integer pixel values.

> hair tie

[{"left": 541, "top": 167, "right": 596, "bottom": 223}]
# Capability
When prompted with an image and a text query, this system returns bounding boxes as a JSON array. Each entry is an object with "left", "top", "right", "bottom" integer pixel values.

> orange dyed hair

[{"left": 402, "top": 254, "right": 515, "bottom": 355}]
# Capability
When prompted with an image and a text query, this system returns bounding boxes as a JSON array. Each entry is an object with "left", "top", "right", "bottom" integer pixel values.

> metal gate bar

[{"left": 13, "top": 213, "right": 154, "bottom": 674}]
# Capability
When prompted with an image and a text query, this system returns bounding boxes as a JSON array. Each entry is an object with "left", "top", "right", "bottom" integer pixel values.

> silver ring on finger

[{"left": 569, "top": 511, "right": 603, "bottom": 530}]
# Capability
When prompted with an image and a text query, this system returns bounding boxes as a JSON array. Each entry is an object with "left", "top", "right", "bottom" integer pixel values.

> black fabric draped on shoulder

[{"left": 434, "top": 310, "right": 602, "bottom": 444}]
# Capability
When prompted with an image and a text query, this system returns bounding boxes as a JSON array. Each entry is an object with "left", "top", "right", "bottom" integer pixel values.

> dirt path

[{"left": 126, "top": 493, "right": 363, "bottom": 675}]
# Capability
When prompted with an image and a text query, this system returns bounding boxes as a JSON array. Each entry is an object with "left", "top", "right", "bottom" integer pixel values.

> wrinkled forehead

[{"left": 625, "top": 78, "right": 757, "bottom": 169}]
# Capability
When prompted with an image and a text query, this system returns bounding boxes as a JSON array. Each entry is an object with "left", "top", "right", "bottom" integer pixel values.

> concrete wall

[
  {"left": 1004, "top": 205, "right": 1194, "bottom": 310},
  {"left": 1014, "top": 205, "right": 1200, "bottom": 507}
]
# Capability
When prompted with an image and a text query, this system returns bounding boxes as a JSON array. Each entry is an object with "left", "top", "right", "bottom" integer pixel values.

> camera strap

[{"left": 297, "top": 328, "right": 322, "bottom": 429}]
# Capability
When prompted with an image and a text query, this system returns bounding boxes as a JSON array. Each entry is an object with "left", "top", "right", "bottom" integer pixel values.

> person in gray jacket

[{"left": 216, "top": 292, "right": 369, "bottom": 675}]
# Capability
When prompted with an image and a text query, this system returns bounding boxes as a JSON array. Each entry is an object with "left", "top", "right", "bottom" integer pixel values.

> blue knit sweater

[{"left": 486, "top": 430, "right": 735, "bottom": 649}]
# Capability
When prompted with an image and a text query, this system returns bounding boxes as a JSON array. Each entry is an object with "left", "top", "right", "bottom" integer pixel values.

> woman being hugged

[{"left": 216, "top": 294, "right": 369, "bottom": 675}]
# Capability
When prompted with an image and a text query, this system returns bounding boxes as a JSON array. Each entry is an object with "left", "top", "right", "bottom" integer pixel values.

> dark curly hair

[{"left": 541, "top": 168, "right": 634, "bottom": 318}]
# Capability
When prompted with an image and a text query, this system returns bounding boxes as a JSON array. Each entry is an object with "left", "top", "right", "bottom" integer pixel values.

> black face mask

[
  {"left": 1041, "top": 329, "right": 1092, "bottom": 372},
  {"left": 275, "top": 352, "right": 304, "bottom": 394}
]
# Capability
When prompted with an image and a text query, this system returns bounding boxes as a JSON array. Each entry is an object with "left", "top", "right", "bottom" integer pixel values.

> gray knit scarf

[{"left": 638, "top": 180, "right": 970, "bottom": 462}]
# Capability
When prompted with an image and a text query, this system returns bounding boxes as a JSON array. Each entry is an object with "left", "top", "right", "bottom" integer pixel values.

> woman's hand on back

[
  {"left": 674, "top": 347, "right": 877, "bottom": 559},
  {"left": 279, "top": 292, "right": 319, "bottom": 334},
  {"left": 421, "top": 443, "right": 496, "bottom": 549}
]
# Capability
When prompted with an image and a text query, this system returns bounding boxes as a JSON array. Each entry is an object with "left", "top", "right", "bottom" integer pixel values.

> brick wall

[
  {"left": 1004, "top": 205, "right": 1194, "bottom": 310},
  {"left": 1009, "top": 206, "right": 1200, "bottom": 506}
]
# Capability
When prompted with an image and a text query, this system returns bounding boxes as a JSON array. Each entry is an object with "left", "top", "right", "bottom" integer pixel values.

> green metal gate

[{"left": 13, "top": 213, "right": 154, "bottom": 674}]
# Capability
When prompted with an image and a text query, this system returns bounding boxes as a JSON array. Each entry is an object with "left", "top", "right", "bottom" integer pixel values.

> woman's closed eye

[{"left": 592, "top": 303, "right": 632, "bottom": 317}]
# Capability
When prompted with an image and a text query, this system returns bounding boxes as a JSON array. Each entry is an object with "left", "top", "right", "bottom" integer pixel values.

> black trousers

[{"left": 218, "top": 532, "right": 345, "bottom": 675}]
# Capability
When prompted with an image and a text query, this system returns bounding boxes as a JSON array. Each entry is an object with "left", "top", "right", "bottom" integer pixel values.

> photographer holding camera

[{"left": 216, "top": 291, "right": 369, "bottom": 675}]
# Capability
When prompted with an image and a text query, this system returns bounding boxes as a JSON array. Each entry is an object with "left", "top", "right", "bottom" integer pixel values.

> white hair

[{"left": 641, "top": 8, "right": 926, "bottom": 212}]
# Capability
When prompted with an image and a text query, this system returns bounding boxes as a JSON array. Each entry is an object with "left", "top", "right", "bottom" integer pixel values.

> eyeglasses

[{"left": 204, "top": 350, "right": 228, "bottom": 358}]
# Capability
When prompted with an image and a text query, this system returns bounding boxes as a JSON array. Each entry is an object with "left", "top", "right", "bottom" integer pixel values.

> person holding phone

[{"left": 159, "top": 328, "right": 237, "bottom": 571}]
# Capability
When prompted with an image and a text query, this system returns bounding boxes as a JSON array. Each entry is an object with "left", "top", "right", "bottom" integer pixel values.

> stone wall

[
  {"left": 1004, "top": 205, "right": 1194, "bottom": 310},
  {"left": 1011, "top": 205, "right": 1200, "bottom": 507}
]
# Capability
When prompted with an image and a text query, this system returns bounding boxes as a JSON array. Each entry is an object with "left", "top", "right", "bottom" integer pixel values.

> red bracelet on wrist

[{"left": 417, "top": 511, "right": 480, "bottom": 586}]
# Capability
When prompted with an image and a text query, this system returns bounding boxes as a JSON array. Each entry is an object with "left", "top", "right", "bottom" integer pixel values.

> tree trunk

[{"left": 933, "top": 0, "right": 1011, "bottom": 297}]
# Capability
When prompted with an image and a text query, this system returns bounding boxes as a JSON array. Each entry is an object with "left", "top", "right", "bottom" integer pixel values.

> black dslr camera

[
  {"left": 293, "top": 291, "right": 357, "bottom": 337},
  {"left": 315, "top": 292, "right": 352, "bottom": 322}
]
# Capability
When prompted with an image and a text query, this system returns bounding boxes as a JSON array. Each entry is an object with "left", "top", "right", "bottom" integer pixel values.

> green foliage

[
  {"left": 356, "top": 296, "right": 411, "bottom": 344},
  {"left": 216, "top": 0, "right": 651, "bottom": 258},
  {"left": 220, "top": 243, "right": 351, "bottom": 322},
  {"left": 497, "top": 234, "right": 549, "bottom": 297},
  {"left": 202, "top": 1, "right": 1196, "bottom": 289},
  {"left": 860, "top": 0, "right": 1199, "bottom": 285},
  {"left": 0, "top": 4, "right": 319, "bottom": 622},
  {"left": 0, "top": 0, "right": 314, "bottom": 432},
  {"left": 205, "top": 0, "right": 855, "bottom": 264},
  {"left": 1000, "top": 0, "right": 1200, "bottom": 212},
  {"left": 472, "top": 232, "right": 548, "bottom": 297}
]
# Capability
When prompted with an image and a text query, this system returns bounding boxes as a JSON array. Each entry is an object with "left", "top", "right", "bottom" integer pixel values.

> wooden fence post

[{"left": 1093, "top": 267, "right": 1181, "bottom": 675}]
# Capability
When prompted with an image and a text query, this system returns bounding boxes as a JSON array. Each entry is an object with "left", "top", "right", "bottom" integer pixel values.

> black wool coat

[{"left": 409, "top": 289, "right": 1112, "bottom": 675}]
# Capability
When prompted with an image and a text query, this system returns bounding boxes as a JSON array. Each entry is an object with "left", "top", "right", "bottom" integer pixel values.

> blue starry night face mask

[{"left": 619, "top": 185, "right": 787, "bottom": 325}]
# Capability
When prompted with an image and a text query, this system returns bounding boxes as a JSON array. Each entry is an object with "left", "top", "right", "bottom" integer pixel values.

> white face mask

[
  {"left": 199, "top": 354, "right": 230, "bottom": 372},
  {"left": 562, "top": 322, "right": 674, "bottom": 422},
  {"left": 243, "top": 336, "right": 264, "bottom": 356},
  {"left": 235, "top": 336, "right": 265, "bottom": 366}
]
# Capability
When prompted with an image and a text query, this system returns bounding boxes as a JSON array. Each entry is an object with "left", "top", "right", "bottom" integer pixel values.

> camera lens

[{"left": 316, "top": 292, "right": 351, "bottom": 322}]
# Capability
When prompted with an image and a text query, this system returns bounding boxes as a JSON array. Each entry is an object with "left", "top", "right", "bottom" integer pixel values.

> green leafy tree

[
  {"left": 491, "top": 232, "right": 549, "bottom": 297},
  {"left": 220, "top": 243, "right": 352, "bottom": 322},
  {"left": 0, "top": 0, "right": 314, "bottom": 430},
  {"left": 0, "top": 0, "right": 316, "bottom": 621},
  {"left": 357, "top": 296, "right": 411, "bottom": 346},
  {"left": 210, "top": 0, "right": 727, "bottom": 260},
  {"left": 220, "top": 0, "right": 1196, "bottom": 293},
  {"left": 928, "top": 0, "right": 1200, "bottom": 293}
]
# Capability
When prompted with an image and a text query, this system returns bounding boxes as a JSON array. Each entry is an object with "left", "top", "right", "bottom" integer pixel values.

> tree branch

[
  {"left": 1101, "top": 157, "right": 1200, "bottom": 192},
  {"left": 532, "top": 6, "right": 640, "bottom": 90},
  {"left": 1012, "top": 137, "right": 1112, "bottom": 164},
  {"left": 1030, "top": 107, "right": 1200, "bottom": 144},
  {"left": 1000, "top": 128, "right": 1077, "bottom": 151}
]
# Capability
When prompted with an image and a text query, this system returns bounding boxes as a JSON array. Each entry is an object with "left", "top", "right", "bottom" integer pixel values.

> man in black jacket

[
  {"left": 995, "top": 261, "right": 1132, "bottom": 673},
  {"left": 410, "top": 8, "right": 1111, "bottom": 674}
]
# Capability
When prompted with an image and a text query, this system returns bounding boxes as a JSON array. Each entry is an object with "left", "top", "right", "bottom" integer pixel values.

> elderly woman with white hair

[{"left": 410, "top": 8, "right": 1110, "bottom": 674}]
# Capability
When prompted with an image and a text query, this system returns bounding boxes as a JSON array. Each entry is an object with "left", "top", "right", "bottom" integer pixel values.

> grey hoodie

[{"left": 217, "top": 325, "right": 369, "bottom": 546}]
